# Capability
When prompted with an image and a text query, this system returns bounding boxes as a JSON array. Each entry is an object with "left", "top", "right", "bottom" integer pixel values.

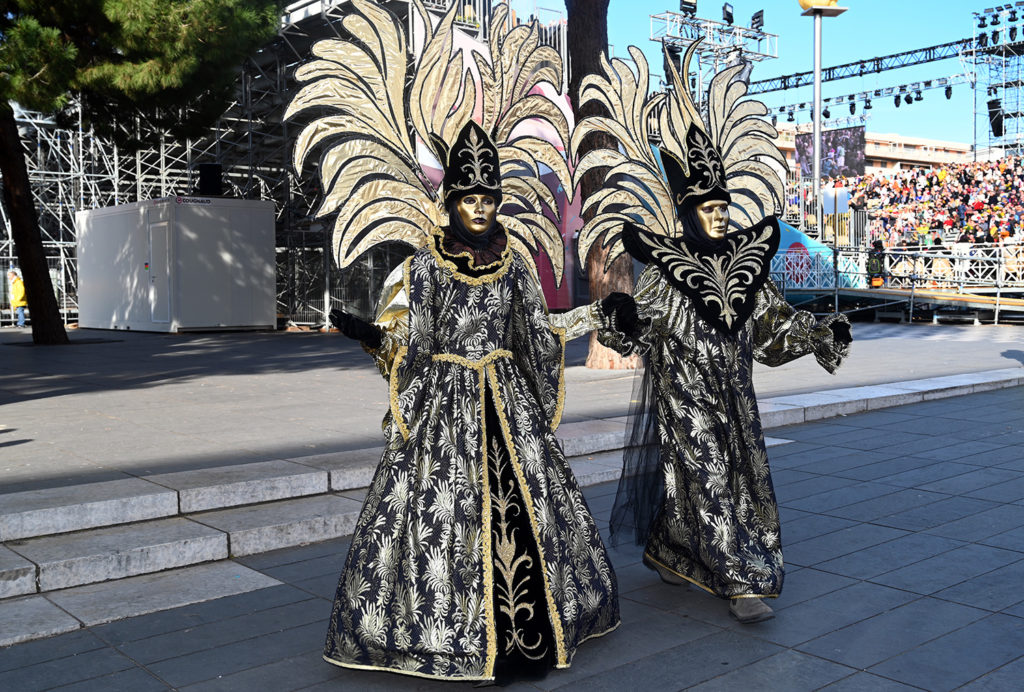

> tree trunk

[
  {"left": 0, "top": 104, "right": 70, "bottom": 345},
  {"left": 565, "top": 0, "right": 638, "bottom": 370}
]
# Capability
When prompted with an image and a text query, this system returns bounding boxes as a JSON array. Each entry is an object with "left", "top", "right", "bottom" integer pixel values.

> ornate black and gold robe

[
  {"left": 606, "top": 220, "right": 850, "bottom": 600},
  {"left": 324, "top": 231, "right": 619, "bottom": 681}
]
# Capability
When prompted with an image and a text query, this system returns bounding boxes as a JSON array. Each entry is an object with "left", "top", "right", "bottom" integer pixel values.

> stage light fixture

[
  {"left": 751, "top": 9, "right": 764, "bottom": 31},
  {"left": 894, "top": 94, "right": 901, "bottom": 108},
  {"left": 771, "top": 114, "right": 777, "bottom": 126},
  {"left": 679, "top": 1, "right": 698, "bottom": 16},
  {"left": 1011, "top": 26, "right": 1018, "bottom": 40},
  {"left": 1012, "top": 9, "right": 1019, "bottom": 21},
  {"left": 946, "top": 85, "right": 954, "bottom": 99},
  {"left": 723, "top": 3, "right": 734, "bottom": 24},
  {"left": 849, "top": 102, "right": 856, "bottom": 115},
  {"left": 904, "top": 93, "right": 913, "bottom": 105},
  {"left": 915, "top": 90, "right": 923, "bottom": 101},
  {"left": 993, "top": 29, "right": 1001, "bottom": 43},
  {"left": 787, "top": 111, "right": 795, "bottom": 122},
  {"left": 980, "top": 32, "right": 989, "bottom": 47},
  {"left": 864, "top": 99, "right": 873, "bottom": 110},
  {"left": 823, "top": 107, "right": 830, "bottom": 118}
]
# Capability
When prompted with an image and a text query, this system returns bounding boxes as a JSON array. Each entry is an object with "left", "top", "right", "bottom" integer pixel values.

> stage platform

[{"left": 789, "top": 287, "right": 1024, "bottom": 313}]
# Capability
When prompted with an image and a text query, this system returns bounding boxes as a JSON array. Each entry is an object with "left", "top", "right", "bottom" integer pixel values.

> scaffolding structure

[
  {"left": 650, "top": 9, "right": 777, "bottom": 100},
  {"left": 1, "top": 0, "right": 528, "bottom": 326},
  {"left": 973, "top": 4, "right": 1024, "bottom": 156}
]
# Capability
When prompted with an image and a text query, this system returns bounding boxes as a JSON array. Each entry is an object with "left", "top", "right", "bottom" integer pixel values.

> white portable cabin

[{"left": 76, "top": 197, "right": 276, "bottom": 332}]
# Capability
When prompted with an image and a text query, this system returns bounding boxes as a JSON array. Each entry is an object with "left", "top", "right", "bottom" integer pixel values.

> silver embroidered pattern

[
  {"left": 448, "top": 128, "right": 500, "bottom": 193},
  {"left": 636, "top": 222, "right": 776, "bottom": 327}
]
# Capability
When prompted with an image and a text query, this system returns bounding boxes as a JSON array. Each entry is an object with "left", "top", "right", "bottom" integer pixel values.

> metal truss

[
  {"left": 775, "top": 73, "right": 975, "bottom": 122},
  {"left": 650, "top": 10, "right": 777, "bottom": 100},
  {"left": 973, "top": 5, "right": 1024, "bottom": 155},
  {"left": 749, "top": 39, "right": 976, "bottom": 95},
  {"left": 2, "top": 0, "right": 572, "bottom": 325}
]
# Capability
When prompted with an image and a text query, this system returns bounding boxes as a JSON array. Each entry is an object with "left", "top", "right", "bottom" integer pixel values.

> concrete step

[
  {"left": 190, "top": 495, "right": 364, "bottom": 557},
  {"left": 0, "top": 478, "right": 177, "bottom": 542},
  {"left": 144, "top": 459, "right": 329, "bottom": 513},
  {"left": 0, "top": 545, "right": 35, "bottom": 599},
  {"left": 0, "top": 437, "right": 800, "bottom": 600},
  {"left": 7, "top": 518, "right": 227, "bottom": 591}
]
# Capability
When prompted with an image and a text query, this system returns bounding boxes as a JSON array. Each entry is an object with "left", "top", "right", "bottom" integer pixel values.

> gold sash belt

[{"left": 432, "top": 349, "right": 513, "bottom": 370}]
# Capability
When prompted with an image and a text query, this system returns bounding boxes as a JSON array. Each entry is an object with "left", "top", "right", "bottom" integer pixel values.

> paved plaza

[{"left": 1, "top": 323, "right": 1024, "bottom": 690}]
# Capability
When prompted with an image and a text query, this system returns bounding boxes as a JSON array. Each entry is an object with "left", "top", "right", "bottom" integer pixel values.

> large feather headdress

[
  {"left": 572, "top": 41, "right": 787, "bottom": 271},
  {"left": 286, "top": 0, "right": 572, "bottom": 285}
]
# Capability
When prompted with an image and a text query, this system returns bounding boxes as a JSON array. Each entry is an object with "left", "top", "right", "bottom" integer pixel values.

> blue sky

[{"left": 594, "top": 0, "right": 987, "bottom": 145}]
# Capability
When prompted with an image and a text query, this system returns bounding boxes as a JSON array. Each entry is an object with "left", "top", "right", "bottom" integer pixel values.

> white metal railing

[{"left": 774, "top": 244, "right": 1024, "bottom": 324}]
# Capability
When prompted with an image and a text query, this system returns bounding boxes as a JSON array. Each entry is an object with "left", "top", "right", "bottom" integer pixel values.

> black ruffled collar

[
  {"left": 622, "top": 217, "right": 781, "bottom": 335},
  {"left": 434, "top": 225, "right": 510, "bottom": 278}
]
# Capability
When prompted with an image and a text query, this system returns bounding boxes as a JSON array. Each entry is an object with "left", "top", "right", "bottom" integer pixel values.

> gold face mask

[
  {"left": 455, "top": 194, "right": 497, "bottom": 235},
  {"left": 696, "top": 200, "right": 730, "bottom": 241}
]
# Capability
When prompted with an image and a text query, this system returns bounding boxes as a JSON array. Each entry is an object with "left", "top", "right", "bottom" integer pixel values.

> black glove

[
  {"left": 828, "top": 320, "right": 853, "bottom": 346},
  {"left": 330, "top": 308, "right": 383, "bottom": 349},
  {"left": 600, "top": 292, "right": 641, "bottom": 336}
]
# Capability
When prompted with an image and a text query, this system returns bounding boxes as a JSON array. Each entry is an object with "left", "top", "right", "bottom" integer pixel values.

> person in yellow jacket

[{"left": 7, "top": 270, "right": 27, "bottom": 327}]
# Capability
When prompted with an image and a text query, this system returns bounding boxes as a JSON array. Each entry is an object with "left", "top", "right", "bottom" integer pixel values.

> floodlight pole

[{"left": 803, "top": 5, "right": 847, "bottom": 241}]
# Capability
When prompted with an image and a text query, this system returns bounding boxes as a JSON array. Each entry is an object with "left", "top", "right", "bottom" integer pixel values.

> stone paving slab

[
  {"left": 0, "top": 383, "right": 1022, "bottom": 688},
  {"left": 0, "top": 596, "right": 81, "bottom": 648},
  {"left": 9, "top": 518, "right": 227, "bottom": 591},
  {"left": 144, "top": 460, "right": 328, "bottom": 513},
  {"left": 189, "top": 495, "right": 364, "bottom": 556},
  {"left": 45, "top": 562, "right": 281, "bottom": 627},
  {"left": 0, "top": 478, "right": 178, "bottom": 541},
  {"left": 0, "top": 545, "right": 35, "bottom": 599}
]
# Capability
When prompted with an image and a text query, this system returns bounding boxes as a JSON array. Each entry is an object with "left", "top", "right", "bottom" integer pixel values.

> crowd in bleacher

[{"left": 828, "top": 156, "right": 1024, "bottom": 248}]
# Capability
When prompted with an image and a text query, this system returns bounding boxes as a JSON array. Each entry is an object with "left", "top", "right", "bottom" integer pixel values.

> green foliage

[{"left": 1, "top": 0, "right": 280, "bottom": 146}]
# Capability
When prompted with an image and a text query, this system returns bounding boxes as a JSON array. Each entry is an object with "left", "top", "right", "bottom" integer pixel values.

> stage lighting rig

[
  {"left": 679, "top": 1, "right": 698, "bottom": 16},
  {"left": 722, "top": 3, "right": 733, "bottom": 25}
]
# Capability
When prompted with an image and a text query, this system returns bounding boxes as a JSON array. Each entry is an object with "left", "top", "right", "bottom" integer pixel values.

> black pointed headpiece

[
  {"left": 442, "top": 121, "right": 502, "bottom": 207},
  {"left": 661, "top": 124, "right": 731, "bottom": 218}
]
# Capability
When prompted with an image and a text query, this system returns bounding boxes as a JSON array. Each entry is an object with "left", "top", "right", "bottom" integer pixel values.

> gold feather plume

[
  {"left": 286, "top": 0, "right": 471, "bottom": 268},
  {"left": 572, "top": 41, "right": 786, "bottom": 271},
  {"left": 288, "top": 0, "right": 571, "bottom": 287},
  {"left": 572, "top": 46, "right": 673, "bottom": 272},
  {"left": 472, "top": 3, "right": 572, "bottom": 286}
]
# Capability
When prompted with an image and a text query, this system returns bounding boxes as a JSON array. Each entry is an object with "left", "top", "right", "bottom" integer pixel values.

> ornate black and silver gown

[
  {"left": 605, "top": 221, "right": 850, "bottom": 600},
  {"left": 324, "top": 230, "right": 619, "bottom": 681}
]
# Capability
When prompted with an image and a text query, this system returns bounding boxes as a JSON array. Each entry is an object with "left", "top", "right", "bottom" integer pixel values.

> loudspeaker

[
  {"left": 988, "top": 98, "right": 1004, "bottom": 138},
  {"left": 198, "top": 163, "right": 223, "bottom": 196}
]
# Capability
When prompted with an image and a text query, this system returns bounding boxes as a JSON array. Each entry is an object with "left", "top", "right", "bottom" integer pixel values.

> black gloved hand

[
  {"left": 330, "top": 308, "right": 383, "bottom": 349},
  {"left": 828, "top": 320, "right": 853, "bottom": 346},
  {"left": 600, "top": 292, "right": 641, "bottom": 336}
]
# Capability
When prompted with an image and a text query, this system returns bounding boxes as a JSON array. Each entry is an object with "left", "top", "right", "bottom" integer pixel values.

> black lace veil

[{"left": 608, "top": 354, "right": 665, "bottom": 547}]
